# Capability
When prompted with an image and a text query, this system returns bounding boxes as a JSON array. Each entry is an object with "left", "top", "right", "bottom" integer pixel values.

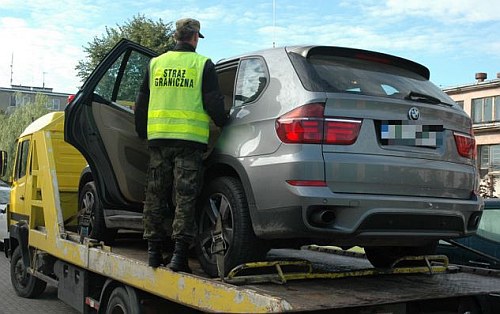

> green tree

[
  {"left": 0, "top": 93, "right": 50, "bottom": 182},
  {"left": 75, "top": 14, "right": 175, "bottom": 83}
]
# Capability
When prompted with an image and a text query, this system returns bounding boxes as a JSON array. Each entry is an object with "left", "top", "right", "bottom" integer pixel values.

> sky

[{"left": 0, "top": 0, "right": 499, "bottom": 94}]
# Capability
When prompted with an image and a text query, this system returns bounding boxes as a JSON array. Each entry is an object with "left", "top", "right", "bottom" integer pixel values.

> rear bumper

[
  {"left": 243, "top": 144, "right": 480, "bottom": 246},
  {"left": 251, "top": 186, "right": 483, "bottom": 247}
]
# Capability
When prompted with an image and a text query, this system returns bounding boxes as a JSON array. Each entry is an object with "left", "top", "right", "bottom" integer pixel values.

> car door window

[
  {"left": 95, "top": 50, "right": 151, "bottom": 113},
  {"left": 234, "top": 58, "right": 268, "bottom": 107},
  {"left": 14, "top": 140, "right": 30, "bottom": 180},
  {"left": 477, "top": 208, "right": 500, "bottom": 242}
]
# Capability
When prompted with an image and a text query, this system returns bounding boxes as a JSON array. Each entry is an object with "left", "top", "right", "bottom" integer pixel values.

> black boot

[
  {"left": 167, "top": 240, "right": 192, "bottom": 273},
  {"left": 148, "top": 240, "right": 163, "bottom": 268}
]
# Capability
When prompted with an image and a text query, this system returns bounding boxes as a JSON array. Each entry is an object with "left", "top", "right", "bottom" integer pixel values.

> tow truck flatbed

[
  {"left": 74, "top": 234, "right": 500, "bottom": 312},
  {"left": 3, "top": 112, "right": 499, "bottom": 313}
]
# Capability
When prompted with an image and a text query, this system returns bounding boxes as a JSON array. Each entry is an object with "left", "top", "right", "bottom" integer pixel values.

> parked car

[
  {"left": 65, "top": 39, "right": 482, "bottom": 276},
  {"left": 437, "top": 198, "right": 500, "bottom": 269},
  {"left": 0, "top": 180, "right": 10, "bottom": 249}
]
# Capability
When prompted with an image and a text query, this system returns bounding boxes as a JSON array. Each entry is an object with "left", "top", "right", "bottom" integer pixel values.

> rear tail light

[
  {"left": 324, "top": 118, "right": 362, "bottom": 145},
  {"left": 454, "top": 132, "right": 476, "bottom": 159},
  {"left": 276, "top": 103, "right": 361, "bottom": 145}
]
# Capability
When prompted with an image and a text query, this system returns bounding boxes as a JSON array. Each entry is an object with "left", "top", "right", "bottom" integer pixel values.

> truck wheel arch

[{"left": 98, "top": 280, "right": 142, "bottom": 313}]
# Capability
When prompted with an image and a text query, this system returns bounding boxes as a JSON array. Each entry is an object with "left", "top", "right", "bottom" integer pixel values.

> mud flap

[{"left": 11, "top": 220, "right": 31, "bottom": 269}]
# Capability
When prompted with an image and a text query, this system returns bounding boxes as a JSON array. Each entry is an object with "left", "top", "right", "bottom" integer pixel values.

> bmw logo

[{"left": 408, "top": 107, "right": 420, "bottom": 120}]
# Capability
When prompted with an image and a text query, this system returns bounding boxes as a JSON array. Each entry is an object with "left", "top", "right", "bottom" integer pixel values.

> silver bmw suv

[{"left": 66, "top": 40, "right": 482, "bottom": 276}]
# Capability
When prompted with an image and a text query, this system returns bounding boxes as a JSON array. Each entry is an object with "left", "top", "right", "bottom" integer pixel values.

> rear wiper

[{"left": 405, "top": 91, "right": 453, "bottom": 106}]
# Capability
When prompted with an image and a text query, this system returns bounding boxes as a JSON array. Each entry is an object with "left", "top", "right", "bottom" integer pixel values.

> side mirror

[{"left": 0, "top": 151, "right": 7, "bottom": 177}]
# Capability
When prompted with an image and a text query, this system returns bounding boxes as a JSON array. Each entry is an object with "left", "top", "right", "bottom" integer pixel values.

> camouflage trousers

[{"left": 143, "top": 146, "right": 203, "bottom": 244}]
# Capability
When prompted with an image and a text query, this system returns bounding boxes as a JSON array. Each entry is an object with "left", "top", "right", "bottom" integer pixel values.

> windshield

[
  {"left": 0, "top": 188, "right": 9, "bottom": 204},
  {"left": 289, "top": 53, "right": 454, "bottom": 104},
  {"left": 477, "top": 207, "right": 500, "bottom": 242}
]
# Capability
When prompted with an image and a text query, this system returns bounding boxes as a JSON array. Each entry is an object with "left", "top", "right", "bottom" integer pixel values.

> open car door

[{"left": 65, "top": 39, "right": 158, "bottom": 212}]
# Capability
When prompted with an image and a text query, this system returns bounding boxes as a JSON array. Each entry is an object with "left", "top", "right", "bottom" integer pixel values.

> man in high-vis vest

[{"left": 135, "top": 18, "right": 227, "bottom": 272}]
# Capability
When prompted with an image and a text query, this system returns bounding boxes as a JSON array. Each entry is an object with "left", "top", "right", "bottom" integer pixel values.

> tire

[
  {"left": 10, "top": 246, "right": 47, "bottom": 298},
  {"left": 195, "top": 176, "right": 268, "bottom": 277},
  {"left": 365, "top": 241, "right": 438, "bottom": 268},
  {"left": 105, "top": 286, "right": 143, "bottom": 314},
  {"left": 78, "top": 181, "right": 116, "bottom": 244},
  {"left": 457, "top": 297, "right": 481, "bottom": 314}
]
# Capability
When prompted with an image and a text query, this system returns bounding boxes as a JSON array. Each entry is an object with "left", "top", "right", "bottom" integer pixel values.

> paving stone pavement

[{"left": 0, "top": 251, "right": 78, "bottom": 314}]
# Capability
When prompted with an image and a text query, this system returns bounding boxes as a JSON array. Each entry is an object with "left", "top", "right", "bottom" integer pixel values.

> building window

[
  {"left": 472, "top": 96, "right": 500, "bottom": 123},
  {"left": 10, "top": 94, "right": 17, "bottom": 107},
  {"left": 479, "top": 144, "right": 500, "bottom": 170},
  {"left": 53, "top": 99, "right": 60, "bottom": 110},
  {"left": 47, "top": 98, "right": 61, "bottom": 110}
]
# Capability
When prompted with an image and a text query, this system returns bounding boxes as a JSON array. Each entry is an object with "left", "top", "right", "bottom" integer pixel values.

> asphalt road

[{"left": 0, "top": 250, "right": 78, "bottom": 314}]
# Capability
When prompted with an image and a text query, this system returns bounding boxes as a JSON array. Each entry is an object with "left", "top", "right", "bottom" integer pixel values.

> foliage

[
  {"left": 479, "top": 173, "right": 496, "bottom": 198},
  {"left": 0, "top": 93, "right": 50, "bottom": 182},
  {"left": 75, "top": 14, "right": 175, "bottom": 84}
]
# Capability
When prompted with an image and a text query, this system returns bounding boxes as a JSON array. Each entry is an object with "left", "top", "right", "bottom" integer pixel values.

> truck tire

[
  {"left": 195, "top": 176, "right": 268, "bottom": 277},
  {"left": 10, "top": 246, "right": 47, "bottom": 298},
  {"left": 365, "top": 242, "right": 438, "bottom": 268},
  {"left": 78, "top": 181, "right": 116, "bottom": 244},
  {"left": 105, "top": 286, "right": 143, "bottom": 314}
]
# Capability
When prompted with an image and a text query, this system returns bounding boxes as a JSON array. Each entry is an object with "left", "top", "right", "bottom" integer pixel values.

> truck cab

[{"left": 1, "top": 112, "right": 87, "bottom": 261}]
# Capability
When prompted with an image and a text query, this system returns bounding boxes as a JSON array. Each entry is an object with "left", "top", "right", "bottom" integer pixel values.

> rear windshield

[{"left": 289, "top": 53, "right": 453, "bottom": 104}]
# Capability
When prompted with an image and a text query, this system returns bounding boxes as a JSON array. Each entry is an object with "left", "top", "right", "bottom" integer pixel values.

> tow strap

[{"left": 211, "top": 213, "right": 226, "bottom": 281}]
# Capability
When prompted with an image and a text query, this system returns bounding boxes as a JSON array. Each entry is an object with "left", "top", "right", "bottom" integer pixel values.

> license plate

[{"left": 381, "top": 121, "right": 443, "bottom": 147}]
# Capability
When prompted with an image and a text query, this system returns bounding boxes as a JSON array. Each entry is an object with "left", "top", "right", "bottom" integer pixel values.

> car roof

[{"left": 215, "top": 45, "right": 430, "bottom": 79}]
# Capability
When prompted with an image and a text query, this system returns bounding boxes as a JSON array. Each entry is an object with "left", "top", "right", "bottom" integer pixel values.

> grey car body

[{"left": 65, "top": 39, "right": 482, "bottom": 276}]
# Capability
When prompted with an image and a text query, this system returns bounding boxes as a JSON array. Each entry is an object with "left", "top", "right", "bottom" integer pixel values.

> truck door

[{"left": 10, "top": 139, "right": 31, "bottom": 218}]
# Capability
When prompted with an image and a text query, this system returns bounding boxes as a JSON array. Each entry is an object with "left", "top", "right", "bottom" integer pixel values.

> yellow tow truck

[{"left": 1, "top": 111, "right": 500, "bottom": 313}]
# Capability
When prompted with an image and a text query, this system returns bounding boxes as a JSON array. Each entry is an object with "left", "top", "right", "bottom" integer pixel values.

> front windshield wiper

[{"left": 405, "top": 91, "right": 453, "bottom": 106}]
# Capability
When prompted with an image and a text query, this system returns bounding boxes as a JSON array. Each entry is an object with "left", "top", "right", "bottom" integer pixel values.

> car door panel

[
  {"left": 65, "top": 39, "right": 157, "bottom": 211},
  {"left": 92, "top": 101, "right": 148, "bottom": 203}
]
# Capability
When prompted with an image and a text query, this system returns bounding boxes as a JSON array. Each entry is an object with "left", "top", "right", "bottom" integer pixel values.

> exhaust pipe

[{"left": 310, "top": 209, "right": 336, "bottom": 225}]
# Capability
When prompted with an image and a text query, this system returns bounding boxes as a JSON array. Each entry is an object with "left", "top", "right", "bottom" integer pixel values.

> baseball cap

[{"left": 176, "top": 18, "right": 204, "bottom": 38}]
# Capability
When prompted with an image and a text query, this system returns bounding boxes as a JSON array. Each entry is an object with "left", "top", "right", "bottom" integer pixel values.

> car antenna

[{"left": 272, "top": 0, "right": 276, "bottom": 48}]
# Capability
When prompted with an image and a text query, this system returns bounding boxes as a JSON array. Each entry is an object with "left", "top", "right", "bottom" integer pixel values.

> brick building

[{"left": 443, "top": 73, "right": 500, "bottom": 196}]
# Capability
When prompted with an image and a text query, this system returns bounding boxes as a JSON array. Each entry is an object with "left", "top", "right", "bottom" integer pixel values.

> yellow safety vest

[{"left": 147, "top": 51, "right": 210, "bottom": 144}]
